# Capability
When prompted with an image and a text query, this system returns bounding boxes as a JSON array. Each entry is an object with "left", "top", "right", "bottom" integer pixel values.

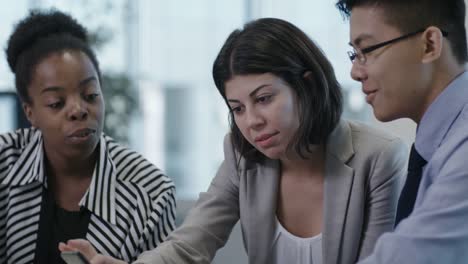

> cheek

[
  {"left": 377, "top": 51, "right": 420, "bottom": 90},
  {"left": 90, "top": 100, "right": 105, "bottom": 119},
  {"left": 35, "top": 116, "right": 62, "bottom": 137},
  {"left": 379, "top": 68, "right": 413, "bottom": 100},
  {"left": 278, "top": 102, "right": 299, "bottom": 130},
  {"left": 29, "top": 108, "right": 46, "bottom": 127},
  {"left": 233, "top": 117, "right": 249, "bottom": 139},
  {"left": 96, "top": 104, "right": 105, "bottom": 119}
]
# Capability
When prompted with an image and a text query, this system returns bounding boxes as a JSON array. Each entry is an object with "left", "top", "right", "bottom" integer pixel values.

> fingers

[
  {"left": 58, "top": 239, "right": 127, "bottom": 264},
  {"left": 60, "top": 239, "right": 98, "bottom": 261},
  {"left": 58, "top": 242, "right": 76, "bottom": 252}
]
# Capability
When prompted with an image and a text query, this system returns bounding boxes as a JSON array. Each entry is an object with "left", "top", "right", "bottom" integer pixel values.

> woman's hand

[{"left": 59, "top": 239, "right": 128, "bottom": 264}]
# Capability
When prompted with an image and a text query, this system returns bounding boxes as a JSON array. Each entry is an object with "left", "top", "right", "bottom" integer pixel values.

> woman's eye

[
  {"left": 231, "top": 106, "right": 243, "bottom": 114},
  {"left": 47, "top": 102, "right": 63, "bottom": 109},
  {"left": 256, "top": 95, "right": 272, "bottom": 103}
]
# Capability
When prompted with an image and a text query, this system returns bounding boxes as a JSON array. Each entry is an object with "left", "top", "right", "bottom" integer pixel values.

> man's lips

[
  {"left": 362, "top": 88, "right": 378, "bottom": 104},
  {"left": 362, "top": 86, "right": 377, "bottom": 95}
]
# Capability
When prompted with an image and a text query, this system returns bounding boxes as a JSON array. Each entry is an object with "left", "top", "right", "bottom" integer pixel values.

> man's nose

[{"left": 350, "top": 61, "right": 367, "bottom": 82}]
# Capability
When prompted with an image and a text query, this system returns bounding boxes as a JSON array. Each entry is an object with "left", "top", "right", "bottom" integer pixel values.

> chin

[
  {"left": 260, "top": 150, "right": 282, "bottom": 160},
  {"left": 67, "top": 139, "right": 99, "bottom": 158},
  {"left": 374, "top": 114, "right": 394, "bottom": 122},
  {"left": 373, "top": 108, "right": 401, "bottom": 123},
  {"left": 68, "top": 146, "right": 97, "bottom": 159}
]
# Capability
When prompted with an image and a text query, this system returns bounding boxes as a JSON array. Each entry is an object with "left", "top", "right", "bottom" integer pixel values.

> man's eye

[{"left": 85, "top": 94, "right": 99, "bottom": 102}]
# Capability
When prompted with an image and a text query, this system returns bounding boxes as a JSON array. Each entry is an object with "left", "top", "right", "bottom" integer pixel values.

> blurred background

[{"left": 0, "top": 0, "right": 422, "bottom": 262}]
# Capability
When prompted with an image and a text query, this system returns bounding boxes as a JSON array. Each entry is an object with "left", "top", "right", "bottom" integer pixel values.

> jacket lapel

[
  {"left": 2, "top": 129, "right": 45, "bottom": 263},
  {"left": 246, "top": 158, "right": 280, "bottom": 264},
  {"left": 5, "top": 183, "right": 43, "bottom": 263},
  {"left": 323, "top": 120, "right": 355, "bottom": 264},
  {"left": 2, "top": 129, "right": 44, "bottom": 186},
  {"left": 246, "top": 120, "right": 355, "bottom": 264},
  {"left": 80, "top": 134, "right": 117, "bottom": 225}
]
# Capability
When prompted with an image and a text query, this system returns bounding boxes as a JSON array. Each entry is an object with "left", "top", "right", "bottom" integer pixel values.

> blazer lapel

[
  {"left": 323, "top": 120, "right": 355, "bottom": 264},
  {"left": 246, "top": 158, "right": 280, "bottom": 264}
]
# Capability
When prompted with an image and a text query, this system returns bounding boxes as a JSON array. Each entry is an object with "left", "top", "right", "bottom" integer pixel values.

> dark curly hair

[
  {"left": 213, "top": 18, "right": 343, "bottom": 162},
  {"left": 336, "top": 0, "right": 468, "bottom": 64},
  {"left": 6, "top": 9, "right": 101, "bottom": 104}
]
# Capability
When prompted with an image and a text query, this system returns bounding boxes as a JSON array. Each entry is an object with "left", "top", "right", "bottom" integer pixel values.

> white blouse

[{"left": 269, "top": 218, "right": 322, "bottom": 264}]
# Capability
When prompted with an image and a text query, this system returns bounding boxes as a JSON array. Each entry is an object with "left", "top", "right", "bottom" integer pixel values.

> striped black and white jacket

[{"left": 0, "top": 128, "right": 176, "bottom": 264}]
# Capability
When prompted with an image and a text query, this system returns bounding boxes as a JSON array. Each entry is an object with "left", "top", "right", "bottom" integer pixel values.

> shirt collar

[
  {"left": 79, "top": 134, "right": 118, "bottom": 225},
  {"left": 416, "top": 71, "right": 468, "bottom": 160},
  {"left": 2, "top": 128, "right": 45, "bottom": 186},
  {"left": 2, "top": 130, "right": 118, "bottom": 225}
]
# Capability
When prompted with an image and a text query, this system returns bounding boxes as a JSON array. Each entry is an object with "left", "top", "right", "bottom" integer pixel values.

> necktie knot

[{"left": 408, "top": 144, "right": 427, "bottom": 171}]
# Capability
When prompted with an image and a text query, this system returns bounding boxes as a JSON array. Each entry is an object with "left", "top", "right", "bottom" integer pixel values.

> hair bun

[{"left": 6, "top": 9, "right": 88, "bottom": 72}]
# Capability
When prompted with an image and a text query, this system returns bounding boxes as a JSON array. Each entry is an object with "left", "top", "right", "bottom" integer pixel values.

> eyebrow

[
  {"left": 40, "top": 76, "right": 98, "bottom": 95},
  {"left": 79, "top": 76, "right": 98, "bottom": 87},
  {"left": 227, "top": 84, "right": 270, "bottom": 103},
  {"left": 349, "top": 34, "right": 375, "bottom": 47},
  {"left": 40, "top": 86, "right": 63, "bottom": 95}
]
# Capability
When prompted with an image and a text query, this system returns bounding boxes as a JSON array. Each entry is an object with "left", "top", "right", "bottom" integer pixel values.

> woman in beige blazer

[{"left": 61, "top": 18, "right": 407, "bottom": 264}]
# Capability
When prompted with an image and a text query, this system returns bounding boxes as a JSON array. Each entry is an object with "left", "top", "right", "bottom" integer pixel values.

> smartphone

[{"left": 61, "top": 251, "right": 90, "bottom": 264}]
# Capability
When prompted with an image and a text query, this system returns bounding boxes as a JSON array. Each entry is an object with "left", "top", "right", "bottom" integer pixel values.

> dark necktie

[{"left": 395, "top": 144, "right": 427, "bottom": 227}]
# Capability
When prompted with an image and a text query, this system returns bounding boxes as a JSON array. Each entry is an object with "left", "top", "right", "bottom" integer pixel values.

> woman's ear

[
  {"left": 23, "top": 102, "right": 36, "bottom": 127},
  {"left": 303, "top": 70, "right": 312, "bottom": 79},
  {"left": 421, "top": 26, "right": 444, "bottom": 64}
]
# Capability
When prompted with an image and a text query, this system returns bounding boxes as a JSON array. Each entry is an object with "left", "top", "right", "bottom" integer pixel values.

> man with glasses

[{"left": 336, "top": 0, "right": 468, "bottom": 263}]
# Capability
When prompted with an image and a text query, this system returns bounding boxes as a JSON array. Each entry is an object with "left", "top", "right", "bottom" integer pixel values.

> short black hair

[
  {"left": 213, "top": 18, "right": 343, "bottom": 162},
  {"left": 6, "top": 9, "right": 101, "bottom": 104},
  {"left": 336, "top": 0, "right": 468, "bottom": 64}
]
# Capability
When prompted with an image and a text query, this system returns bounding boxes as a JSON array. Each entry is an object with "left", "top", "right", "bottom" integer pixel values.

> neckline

[{"left": 275, "top": 217, "right": 322, "bottom": 242}]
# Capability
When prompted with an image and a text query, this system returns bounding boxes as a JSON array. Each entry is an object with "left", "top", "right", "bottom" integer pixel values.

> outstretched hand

[{"left": 59, "top": 239, "right": 128, "bottom": 264}]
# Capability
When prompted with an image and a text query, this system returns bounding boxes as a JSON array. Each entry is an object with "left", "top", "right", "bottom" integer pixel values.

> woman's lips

[
  {"left": 255, "top": 132, "right": 279, "bottom": 148},
  {"left": 67, "top": 128, "right": 96, "bottom": 144}
]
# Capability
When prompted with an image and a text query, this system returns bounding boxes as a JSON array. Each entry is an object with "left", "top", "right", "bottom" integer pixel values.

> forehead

[
  {"left": 33, "top": 51, "right": 96, "bottom": 81},
  {"left": 349, "top": 6, "right": 402, "bottom": 45},
  {"left": 225, "top": 73, "right": 283, "bottom": 98}
]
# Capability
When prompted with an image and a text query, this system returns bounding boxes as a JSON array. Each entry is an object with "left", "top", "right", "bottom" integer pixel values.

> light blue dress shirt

[{"left": 359, "top": 71, "right": 468, "bottom": 264}]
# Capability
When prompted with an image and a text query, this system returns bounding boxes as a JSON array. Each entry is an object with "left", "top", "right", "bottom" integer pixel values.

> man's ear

[
  {"left": 23, "top": 102, "right": 36, "bottom": 127},
  {"left": 421, "top": 26, "right": 444, "bottom": 63}
]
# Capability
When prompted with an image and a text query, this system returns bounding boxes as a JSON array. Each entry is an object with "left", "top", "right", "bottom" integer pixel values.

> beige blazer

[{"left": 135, "top": 119, "right": 408, "bottom": 264}]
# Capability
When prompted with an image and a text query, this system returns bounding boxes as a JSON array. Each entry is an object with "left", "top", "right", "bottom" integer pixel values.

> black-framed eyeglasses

[{"left": 348, "top": 28, "right": 449, "bottom": 64}]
